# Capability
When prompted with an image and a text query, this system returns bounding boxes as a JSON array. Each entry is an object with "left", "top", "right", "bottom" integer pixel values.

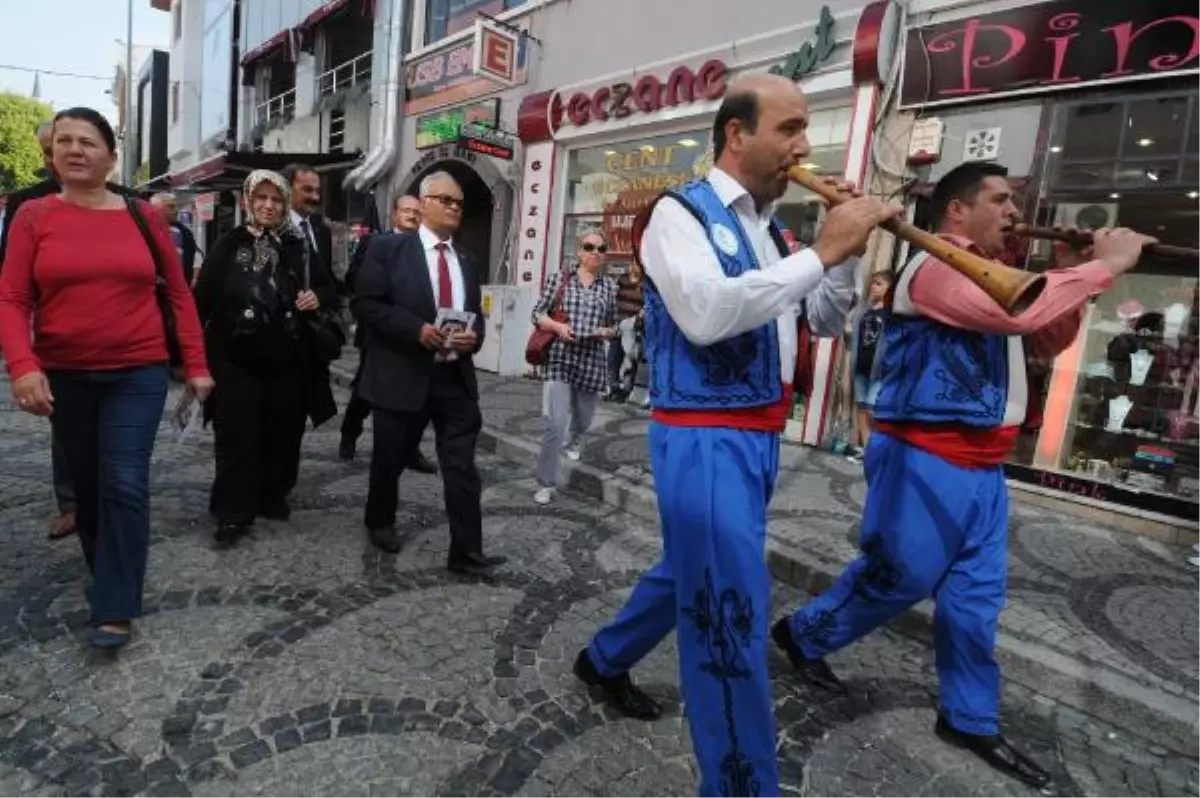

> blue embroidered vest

[
  {"left": 643, "top": 179, "right": 789, "bottom": 410},
  {"left": 871, "top": 253, "right": 1028, "bottom": 428}
]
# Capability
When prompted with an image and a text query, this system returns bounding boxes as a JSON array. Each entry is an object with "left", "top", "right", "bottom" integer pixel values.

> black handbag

[
  {"left": 125, "top": 197, "right": 183, "bottom": 368},
  {"left": 300, "top": 243, "right": 345, "bottom": 364}
]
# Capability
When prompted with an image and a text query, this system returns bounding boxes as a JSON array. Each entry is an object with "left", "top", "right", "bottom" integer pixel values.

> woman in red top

[{"left": 0, "top": 107, "right": 212, "bottom": 650}]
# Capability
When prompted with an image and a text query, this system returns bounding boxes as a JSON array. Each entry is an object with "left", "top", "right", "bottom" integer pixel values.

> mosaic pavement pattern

[
  {"left": 0, "top": 370, "right": 1195, "bottom": 796},
  {"left": 464, "top": 370, "right": 1200, "bottom": 712}
]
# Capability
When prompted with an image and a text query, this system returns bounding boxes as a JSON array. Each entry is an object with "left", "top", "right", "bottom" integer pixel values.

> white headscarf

[{"left": 242, "top": 169, "right": 291, "bottom": 235}]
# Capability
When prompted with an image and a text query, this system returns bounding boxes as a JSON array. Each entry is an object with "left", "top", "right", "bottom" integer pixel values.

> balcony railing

[
  {"left": 317, "top": 51, "right": 372, "bottom": 98},
  {"left": 255, "top": 87, "right": 297, "bottom": 128}
]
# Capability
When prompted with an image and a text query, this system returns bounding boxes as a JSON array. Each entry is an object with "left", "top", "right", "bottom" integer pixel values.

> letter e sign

[{"left": 478, "top": 26, "right": 517, "bottom": 83}]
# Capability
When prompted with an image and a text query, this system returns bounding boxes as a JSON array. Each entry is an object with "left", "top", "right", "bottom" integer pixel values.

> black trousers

[
  {"left": 342, "top": 351, "right": 431, "bottom": 461},
  {"left": 210, "top": 356, "right": 308, "bottom": 526},
  {"left": 364, "top": 364, "right": 483, "bottom": 560}
]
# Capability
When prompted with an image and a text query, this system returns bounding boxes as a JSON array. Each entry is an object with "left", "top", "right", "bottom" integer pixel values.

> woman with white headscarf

[{"left": 194, "top": 170, "right": 336, "bottom": 546}]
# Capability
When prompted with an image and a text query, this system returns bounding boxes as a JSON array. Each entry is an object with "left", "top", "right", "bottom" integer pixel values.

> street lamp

[{"left": 122, "top": 0, "right": 133, "bottom": 185}]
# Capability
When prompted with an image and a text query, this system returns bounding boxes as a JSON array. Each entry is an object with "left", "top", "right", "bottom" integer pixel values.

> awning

[
  {"left": 300, "top": 0, "right": 353, "bottom": 30},
  {"left": 155, "top": 151, "right": 364, "bottom": 193}
]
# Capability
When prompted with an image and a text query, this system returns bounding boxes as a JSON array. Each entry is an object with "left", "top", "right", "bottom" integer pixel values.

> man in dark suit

[
  {"left": 282, "top": 163, "right": 339, "bottom": 290},
  {"left": 352, "top": 172, "right": 505, "bottom": 576},
  {"left": 340, "top": 193, "right": 437, "bottom": 474},
  {"left": 0, "top": 121, "right": 138, "bottom": 542}
]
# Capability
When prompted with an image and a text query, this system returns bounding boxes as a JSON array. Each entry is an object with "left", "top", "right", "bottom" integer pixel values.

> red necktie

[{"left": 436, "top": 242, "right": 453, "bottom": 309}]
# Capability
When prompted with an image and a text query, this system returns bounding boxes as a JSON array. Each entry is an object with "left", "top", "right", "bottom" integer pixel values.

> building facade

[
  {"left": 877, "top": 0, "right": 1199, "bottom": 534},
  {"left": 133, "top": 50, "right": 172, "bottom": 187},
  {"left": 384, "top": 0, "right": 898, "bottom": 423}
]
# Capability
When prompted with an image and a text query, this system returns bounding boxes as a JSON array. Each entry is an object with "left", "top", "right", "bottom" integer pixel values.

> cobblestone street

[{"left": 0, "top": 370, "right": 1196, "bottom": 797}]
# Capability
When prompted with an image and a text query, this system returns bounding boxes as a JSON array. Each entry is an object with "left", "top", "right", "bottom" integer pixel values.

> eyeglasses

[
  {"left": 581, "top": 242, "right": 607, "bottom": 254},
  {"left": 425, "top": 193, "right": 464, "bottom": 210}
]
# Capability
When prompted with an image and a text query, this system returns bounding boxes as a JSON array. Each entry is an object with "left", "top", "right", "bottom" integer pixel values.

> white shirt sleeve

[
  {"left": 803, "top": 258, "right": 858, "bottom": 338},
  {"left": 640, "top": 197, "right": 825, "bottom": 347}
]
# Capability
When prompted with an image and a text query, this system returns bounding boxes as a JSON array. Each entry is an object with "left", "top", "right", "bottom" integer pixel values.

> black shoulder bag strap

[{"left": 125, "top": 197, "right": 183, "bottom": 367}]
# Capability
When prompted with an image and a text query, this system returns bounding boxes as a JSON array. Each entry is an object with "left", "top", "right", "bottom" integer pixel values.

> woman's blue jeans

[{"left": 47, "top": 365, "right": 168, "bottom": 625}]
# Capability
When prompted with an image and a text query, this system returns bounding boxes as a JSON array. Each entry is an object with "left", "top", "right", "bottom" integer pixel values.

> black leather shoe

[
  {"left": 214, "top": 522, "right": 246, "bottom": 548},
  {"left": 447, "top": 552, "right": 506, "bottom": 576},
  {"left": 409, "top": 451, "right": 438, "bottom": 474},
  {"left": 771, "top": 618, "right": 847, "bottom": 695},
  {"left": 258, "top": 501, "right": 290, "bottom": 521},
  {"left": 573, "top": 649, "right": 662, "bottom": 721},
  {"left": 935, "top": 715, "right": 1052, "bottom": 789},
  {"left": 369, "top": 526, "right": 403, "bottom": 554},
  {"left": 338, "top": 439, "right": 356, "bottom": 463}
]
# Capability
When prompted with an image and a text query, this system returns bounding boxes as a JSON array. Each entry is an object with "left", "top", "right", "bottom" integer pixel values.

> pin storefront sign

[
  {"left": 900, "top": 0, "right": 1199, "bottom": 108},
  {"left": 562, "top": 59, "right": 728, "bottom": 128}
]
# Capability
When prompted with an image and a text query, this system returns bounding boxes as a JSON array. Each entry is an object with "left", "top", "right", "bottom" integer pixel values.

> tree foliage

[{"left": 0, "top": 93, "right": 54, "bottom": 193}]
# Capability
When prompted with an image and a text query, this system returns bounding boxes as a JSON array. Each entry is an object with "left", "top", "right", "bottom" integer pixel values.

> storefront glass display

[{"left": 1016, "top": 87, "right": 1199, "bottom": 514}]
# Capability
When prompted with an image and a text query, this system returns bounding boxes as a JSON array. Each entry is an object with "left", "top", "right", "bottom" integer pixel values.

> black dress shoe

[
  {"left": 771, "top": 618, "right": 848, "bottom": 695},
  {"left": 369, "top": 526, "right": 403, "bottom": 554},
  {"left": 447, "top": 552, "right": 506, "bottom": 575},
  {"left": 572, "top": 649, "right": 662, "bottom": 721},
  {"left": 258, "top": 500, "right": 291, "bottom": 521},
  {"left": 935, "top": 715, "right": 1052, "bottom": 789},
  {"left": 409, "top": 451, "right": 438, "bottom": 474},
  {"left": 214, "top": 522, "right": 246, "bottom": 548},
  {"left": 339, "top": 439, "right": 356, "bottom": 463}
]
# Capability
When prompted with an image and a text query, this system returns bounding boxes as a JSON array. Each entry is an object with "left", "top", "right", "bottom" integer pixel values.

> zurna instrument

[{"left": 788, "top": 166, "right": 1046, "bottom": 315}]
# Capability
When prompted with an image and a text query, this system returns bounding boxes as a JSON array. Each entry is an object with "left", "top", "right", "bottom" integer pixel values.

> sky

[{"left": 0, "top": 0, "right": 171, "bottom": 125}]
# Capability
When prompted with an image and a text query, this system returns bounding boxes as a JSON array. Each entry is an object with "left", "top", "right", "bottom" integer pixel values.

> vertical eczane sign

[{"left": 517, "top": 140, "right": 556, "bottom": 286}]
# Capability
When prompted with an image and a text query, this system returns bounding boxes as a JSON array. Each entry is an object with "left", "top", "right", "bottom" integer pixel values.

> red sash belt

[
  {"left": 652, "top": 384, "right": 794, "bottom": 433},
  {"left": 874, "top": 421, "right": 1019, "bottom": 469}
]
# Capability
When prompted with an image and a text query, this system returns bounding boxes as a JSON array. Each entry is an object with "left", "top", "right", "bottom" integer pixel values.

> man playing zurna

[
  {"left": 774, "top": 160, "right": 1153, "bottom": 790},
  {"left": 572, "top": 73, "right": 898, "bottom": 796}
]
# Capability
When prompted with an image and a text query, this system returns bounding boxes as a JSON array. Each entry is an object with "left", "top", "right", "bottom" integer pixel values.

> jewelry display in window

[
  {"left": 1106, "top": 395, "right": 1134, "bottom": 432},
  {"left": 1129, "top": 349, "right": 1154, "bottom": 386}
]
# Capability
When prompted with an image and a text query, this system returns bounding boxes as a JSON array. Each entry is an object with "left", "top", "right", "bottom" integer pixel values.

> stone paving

[
  {"left": 427, "top": 367, "right": 1200, "bottom": 755},
  {"left": 0, "top": 367, "right": 1195, "bottom": 796}
]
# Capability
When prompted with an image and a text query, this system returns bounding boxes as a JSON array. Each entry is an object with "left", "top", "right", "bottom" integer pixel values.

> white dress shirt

[
  {"left": 639, "top": 167, "right": 857, "bottom": 384},
  {"left": 418, "top": 224, "right": 466, "bottom": 311}
]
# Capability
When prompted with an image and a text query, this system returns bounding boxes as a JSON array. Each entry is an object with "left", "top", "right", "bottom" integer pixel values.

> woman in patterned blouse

[{"left": 530, "top": 231, "right": 619, "bottom": 504}]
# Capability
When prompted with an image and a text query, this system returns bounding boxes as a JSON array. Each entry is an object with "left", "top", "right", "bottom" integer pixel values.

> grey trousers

[
  {"left": 537, "top": 381, "right": 598, "bottom": 488},
  {"left": 51, "top": 427, "right": 76, "bottom": 514}
]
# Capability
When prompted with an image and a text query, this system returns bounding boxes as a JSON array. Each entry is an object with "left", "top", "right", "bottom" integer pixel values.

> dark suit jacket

[
  {"left": 298, "top": 212, "right": 338, "bottom": 291},
  {"left": 350, "top": 231, "right": 486, "bottom": 413},
  {"left": 0, "top": 179, "right": 136, "bottom": 270}
]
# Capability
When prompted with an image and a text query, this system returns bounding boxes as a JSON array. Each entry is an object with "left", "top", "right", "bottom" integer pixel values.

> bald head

[
  {"left": 712, "top": 73, "right": 811, "bottom": 209},
  {"left": 150, "top": 192, "right": 178, "bottom": 222}
]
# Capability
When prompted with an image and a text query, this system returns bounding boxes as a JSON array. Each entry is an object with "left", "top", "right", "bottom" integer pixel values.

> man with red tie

[{"left": 351, "top": 172, "right": 505, "bottom": 575}]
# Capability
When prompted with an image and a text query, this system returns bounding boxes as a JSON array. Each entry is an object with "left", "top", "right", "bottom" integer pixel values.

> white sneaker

[
  {"left": 534, "top": 487, "right": 555, "bottom": 505},
  {"left": 563, "top": 446, "right": 581, "bottom": 462}
]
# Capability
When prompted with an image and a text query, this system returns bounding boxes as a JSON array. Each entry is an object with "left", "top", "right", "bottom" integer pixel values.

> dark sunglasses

[
  {"left": 581, "top": 242, "right": 607, "bottom": 254},
  {"left": 426, "top": 193, "right": 464, "bottom": 210}
]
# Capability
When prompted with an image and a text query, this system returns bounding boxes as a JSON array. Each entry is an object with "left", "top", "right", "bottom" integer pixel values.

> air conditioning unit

[{"left": 1054, "top": 203, "right": 1118, "bottom": 231}]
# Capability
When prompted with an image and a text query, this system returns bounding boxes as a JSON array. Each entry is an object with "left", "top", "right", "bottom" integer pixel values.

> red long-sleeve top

[{"left": 0, "top": 195, "right": 208, "bottom": 381}]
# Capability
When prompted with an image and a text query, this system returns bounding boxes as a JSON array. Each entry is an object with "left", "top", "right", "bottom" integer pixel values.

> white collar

[
  {"left": 707, "top": 166, "right": 778, "bottom": 219},
  {"left": 418, "top": 224, "right": 453, "bottom": 250}
]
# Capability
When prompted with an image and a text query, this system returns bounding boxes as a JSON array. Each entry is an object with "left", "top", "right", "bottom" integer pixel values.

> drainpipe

[{"left": 344, "top": 0, "right": 407, "bottom": 190}]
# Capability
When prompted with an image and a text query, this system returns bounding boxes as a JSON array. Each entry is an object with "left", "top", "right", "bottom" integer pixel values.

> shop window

[
  {"left": 1013, "top": 88, "right": 1200, "bottom": 512},
  {"left": 425, "top": 0, "right": 526, "bottom": 46}
]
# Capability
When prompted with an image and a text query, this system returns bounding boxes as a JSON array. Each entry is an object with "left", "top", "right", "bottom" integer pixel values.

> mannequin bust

[{"left": 1106, "top": 395, "right": 1134, "bottom": 432}]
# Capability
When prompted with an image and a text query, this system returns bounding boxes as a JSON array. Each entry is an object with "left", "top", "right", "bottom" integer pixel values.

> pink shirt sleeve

[{"left": 909, "top": 257, "right": 1113, "bottom": 358}]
